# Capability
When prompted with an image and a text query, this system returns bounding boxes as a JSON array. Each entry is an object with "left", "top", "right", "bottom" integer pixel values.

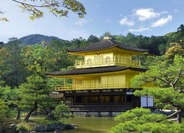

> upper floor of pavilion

[{"left": 68, "top": 38, "right": 148, "bottom": 68}]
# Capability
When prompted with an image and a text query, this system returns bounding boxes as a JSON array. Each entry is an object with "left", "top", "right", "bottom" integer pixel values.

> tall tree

[
  {"left": 0, "top": 40, "right": 28, "bottom": 88},
  {"left": 111, "top": 43, "right": 184, "bottom": 132},
  {"left": 131, "top": 54, "right": 184, "bottom": 122},
  {"left": 19, "top": 74, "right": 53, "bottom": 122}
]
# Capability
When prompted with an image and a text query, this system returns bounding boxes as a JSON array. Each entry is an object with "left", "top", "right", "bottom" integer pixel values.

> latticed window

[
  {"left": 94, "top": 54, "right": 103, "bottom": 61},
  {"left": 105, "top": 56, "right": 111, "bottom": 63},
  {"left": 86, "top": 58, "right": 92, "bottom": 65}
]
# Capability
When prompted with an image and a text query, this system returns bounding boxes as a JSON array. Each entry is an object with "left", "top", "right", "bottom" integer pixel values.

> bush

[{"left": 52, "top": 103, "right": 71, "bottom": 120}]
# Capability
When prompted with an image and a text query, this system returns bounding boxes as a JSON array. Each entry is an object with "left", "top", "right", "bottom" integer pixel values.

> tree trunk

[
  {"left": 24, "top": 110, "right": 34, "bottom": 122},
  {"left": 24, "top": 100, "right": 38, "bottom": 122},
  {"left": 16, "top": 107, "right": 21, "bottom": 120},
  {"left": 177, "top": 110, "right": 182, "bottom": 123}
]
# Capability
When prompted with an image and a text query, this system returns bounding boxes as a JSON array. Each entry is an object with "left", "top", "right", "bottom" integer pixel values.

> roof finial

[
  {"left": 103, "top": 36, "right": 111, "bottom": 40},
  {"left": 103, "top": 32, "right": 112, "bottom": 40}
]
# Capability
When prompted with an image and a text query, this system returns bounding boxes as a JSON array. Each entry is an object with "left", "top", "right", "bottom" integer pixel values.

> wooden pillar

[
  {"left": 73, "top": 77, "right": 76, "bottom": 90},
  {"left": 63, "top": 78, "right": 66, "bottom": 90},
  {"left": 73, "top": 92, "right": 76, "bottom": 104},
  {"left": 124, "top": 91, "right": 127, "bottom": 106},
  {"left": 100, "top": 90, "right": 103, "bottom": 111}
]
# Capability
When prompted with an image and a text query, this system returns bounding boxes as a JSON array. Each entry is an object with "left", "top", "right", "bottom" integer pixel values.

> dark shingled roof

[
  {"left": 68, "top": 39, "right": 148, "bottom": 53},
  {"left": 46, "top": 66, "right": 147, "bottom": 76}
]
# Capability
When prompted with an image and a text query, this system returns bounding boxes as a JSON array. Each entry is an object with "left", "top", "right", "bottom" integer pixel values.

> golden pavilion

[{"left": 47, "top": 38, "right": 149, "bottom": 114}]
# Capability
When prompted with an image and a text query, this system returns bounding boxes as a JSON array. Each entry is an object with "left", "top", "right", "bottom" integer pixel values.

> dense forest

[{"left": 0, "top": 24, "right": 184, "bottom": 126}]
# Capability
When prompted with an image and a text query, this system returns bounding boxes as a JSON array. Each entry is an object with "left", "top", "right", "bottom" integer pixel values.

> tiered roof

[
  {"left": 47, "top": 66, "right": 147, "bottom": 76},
  {"left": 68, "top": 39, "right": 148, "bottom": 53}
]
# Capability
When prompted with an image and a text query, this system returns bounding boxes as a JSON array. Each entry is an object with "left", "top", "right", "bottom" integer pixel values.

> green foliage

[
  {"left": 47, "top": 77, "right": 65, "bottom": 88},
  {"left": 16, "top": 123, "right": 29, "bottom": 131},
  {"left": 110, "top": 108, "right": 170, "bottom": 133},
  {"left": 0, "top": 98, "right": 8, "bottom": 120},
  {"left": 110, "top": 107, "right": 184, "bottom": 133},
  {"left": 131, "top": 55, "right": 184, "bottom": 88},
  {"left": 52, "top": 103, "right": 71, "bottom": 120},
  {"left": 111, "top": 43, "right": 184, "bottom": 133},
  {"left": 22, "top": 44, "right": 56, "bottom": 74},
  {"left": 19, "top": 34, "right": 62, "bottom": 46},
  {"left": 137, "top": 122, "right": 182, "bottom": 133},
  {"left": 19, "top": 75, "right": 52, "bottom": 109},
  {"left": 0, "top": 86, "right": 20, "bottom": 107},
  {"left": 132, "top": 55, "right": 184, "bottom": 118},
  {"left": 18, "top": 74, "right": 55, "bottom": 121},
  {"left": 0, "top": 40, "right": 27, "bottom": 88},
  {"left": 5, "top": 0, "right": 86, "bottom": 21}
]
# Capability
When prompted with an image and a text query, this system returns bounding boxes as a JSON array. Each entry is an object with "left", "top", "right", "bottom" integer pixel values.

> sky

[{"left": 0, "top": 0, "right": 184, "bottom": 43}]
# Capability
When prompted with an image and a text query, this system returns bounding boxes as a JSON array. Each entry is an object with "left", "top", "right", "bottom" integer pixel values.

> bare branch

[
  {"left": 0, "top": 18, "right": 9, "bottom": 21},
  {"left": 166, "top": 110, "right": 181, "bottom": 119},
  {"left": 156, "top": 77, "right": 172, "bottom": 85},
  {"left": 173, "top": 69, "right": 183, "bottom": 86},
  {"left": 156, "top": 110, "right": 181, "bottom": 122},
  {"left": 12, "top": 0, "right": 51, "bottom": 8}
]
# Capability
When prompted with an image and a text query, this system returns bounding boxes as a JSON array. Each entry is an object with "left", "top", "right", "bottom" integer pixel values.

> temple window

[
  {"left": 86, "top": 58, "right": 92, "bottom": 65},
  {"left": 105, "top": 56, "right": 111, "bottom": 63}
]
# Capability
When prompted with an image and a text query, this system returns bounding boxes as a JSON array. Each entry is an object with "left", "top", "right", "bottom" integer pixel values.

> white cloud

[
  {"left": 119, "top": 17, "right": 134, "bottom": 26},
  {"left": 134, "top": 8, "right": 160, "bottom": 21},
  {"left": 129, "top": 27, "right": 150, "bottom": 32},
  {"left": 74, "top": 19, "right": 87, "bottom": 26},
  {"left": 151, "top": 15, "right": 172, "bottom": 27}
]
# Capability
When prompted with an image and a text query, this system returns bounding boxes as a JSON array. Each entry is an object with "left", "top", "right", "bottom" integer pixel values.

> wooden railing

[
  {"left": 75, "top": 57, "right": 140, "bottom": 68},
  {"left": 69, "top": 105, "right": 133, "bottom": 112},
  {"left": 55, "top": 82, "right": 130, "bottom": 91}
]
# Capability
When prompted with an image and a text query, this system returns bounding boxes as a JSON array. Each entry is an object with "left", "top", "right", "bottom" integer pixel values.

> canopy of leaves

[
  {"left": 110, "top": 43, "right": 184, "bottom": 132},
  {"left": 52, "top": 102, "right": 71, "bottom": 120},
  {"left": 131, "top": 55, "right": 184, "bottom": 89},
  {"left": 0, "top": 40, "right": 28, "bottom": 88},
  {"left": 19, "top": 75, "right": 52, "bottom": 110},
  {"left": 1, "top": 0, "right": 86, "bottom": 21},
  {"left": 0, "top": 98, "right": 9, "bottom": 120},
  {"left": 110, "top": 108, "right": 184, "bottom": 133}
]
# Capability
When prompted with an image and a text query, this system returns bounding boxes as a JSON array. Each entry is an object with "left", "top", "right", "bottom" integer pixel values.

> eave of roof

[
  {"left": 68, "top": 39, "right": 148, "bottom": 53},
  {"left": 46, "top": 66, "right": 147, "bottom": 76}
]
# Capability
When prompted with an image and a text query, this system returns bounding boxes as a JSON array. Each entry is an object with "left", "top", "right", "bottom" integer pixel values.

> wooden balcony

[
  {"left": 75, "top": 57, "right": 140, "bottom": 68},
  {"left": 55, "top": 82, "right": 130, "bottom": 91}
]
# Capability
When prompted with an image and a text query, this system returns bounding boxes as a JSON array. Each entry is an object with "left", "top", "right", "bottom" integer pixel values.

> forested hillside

[
  {"left": 19, "top": 34, "right": 63, "bottom": 46},
  {"left": 13, "top": 24, "right": 184, "bottom": 56}
]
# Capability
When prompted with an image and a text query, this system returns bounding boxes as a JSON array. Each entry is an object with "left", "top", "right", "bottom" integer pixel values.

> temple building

[{"left": 47, "top": 38, "right": 150, "bottom": 114}]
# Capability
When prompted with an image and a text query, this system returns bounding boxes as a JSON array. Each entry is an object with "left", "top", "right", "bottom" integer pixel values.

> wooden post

[
  {"left": 73, "top": 77, "right": 76, "bottom": 90},
  {"left": 64, "top": 78, "right": 66, "bottom": 90},
  {"left": 124, "top": 91, "right": 127, "bottom": 106}
]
